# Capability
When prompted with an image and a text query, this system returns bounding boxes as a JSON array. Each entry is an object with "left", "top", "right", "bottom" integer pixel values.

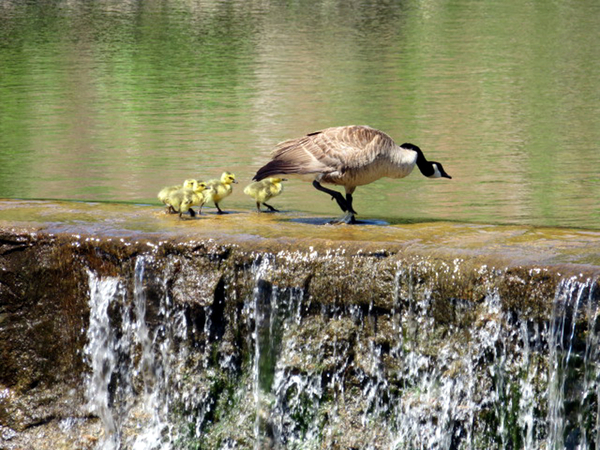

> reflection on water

[{"left": 0, "top": 0, "right": 599, "bottom": 229}]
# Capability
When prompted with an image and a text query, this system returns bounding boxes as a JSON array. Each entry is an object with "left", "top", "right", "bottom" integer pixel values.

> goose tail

[{"left": 253, "top": 160, "right": 297, "bottom": 181}]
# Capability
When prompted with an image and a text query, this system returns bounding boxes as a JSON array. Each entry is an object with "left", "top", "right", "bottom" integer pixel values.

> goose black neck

[{"left": 402, "top": 143, "right": 435, "bottom": 177}]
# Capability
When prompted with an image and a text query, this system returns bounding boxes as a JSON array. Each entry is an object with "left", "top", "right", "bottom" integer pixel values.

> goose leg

[
  {"left": 256, "top": 202, "right": 262, "bottom": 212},
  {"left": 189, "top": 208, "right": 196, "bottom": 218},
  {"left": 345, "top": 193, "right": 357, "bottom": 215},
  {"left": 312, "top": 180, "right": 349, "bottom": 212},
  {"left": 215, "top": 203, "right": 225, "bottom": 214}
]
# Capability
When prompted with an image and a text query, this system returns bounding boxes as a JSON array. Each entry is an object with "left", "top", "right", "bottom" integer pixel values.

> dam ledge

[
  {"left": 0, "top": 198, "right": 599, "bottom": 272},
  {"left": 1, "top": 198, "right": 600, "bottom": 450}
]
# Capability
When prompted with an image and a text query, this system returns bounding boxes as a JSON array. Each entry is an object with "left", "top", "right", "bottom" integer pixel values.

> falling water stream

[{"left": 83, "top": 255, "right": 599, "bottom": 449}]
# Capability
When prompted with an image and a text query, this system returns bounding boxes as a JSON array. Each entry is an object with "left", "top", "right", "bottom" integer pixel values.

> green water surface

[{"left": 1, "top": 0, "right": 599, "bottom": 228}]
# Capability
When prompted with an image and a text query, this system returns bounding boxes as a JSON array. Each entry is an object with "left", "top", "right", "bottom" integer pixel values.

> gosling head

[
  {"left": 221, "top": 172, "right": 238, "bottom": 184},
  {"left": 194, "top": 182, "right": 210, "bottom": 193},
  {"left": 182, "top": 179, "right": 199, "bottom": 190}
]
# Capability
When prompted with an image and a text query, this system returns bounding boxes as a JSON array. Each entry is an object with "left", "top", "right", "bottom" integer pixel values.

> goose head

[
  {"left": 429, "top": 162, "right": 452, "bottom": 179},
  {"left": 400, "top": 143, "right": 452, "bottom": 179}
]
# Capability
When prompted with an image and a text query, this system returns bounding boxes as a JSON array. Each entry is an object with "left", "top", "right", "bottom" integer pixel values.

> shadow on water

[{"left": 288, "top": 216, "right": 390, "bottom": 226}]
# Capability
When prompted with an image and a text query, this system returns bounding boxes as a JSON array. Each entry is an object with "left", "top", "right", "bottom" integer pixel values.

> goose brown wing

[
  {"left": 254, "top": 125, "right": 396, "bottom": 181},
  {"left": 308, "top": 126, "right": 397, "bottom": 171}
]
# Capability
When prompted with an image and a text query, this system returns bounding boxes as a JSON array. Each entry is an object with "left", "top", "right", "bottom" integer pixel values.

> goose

[
  {"left": 252, "top": 125, "right": 451, "bottom": 224},
  {"left": 158, "top": 179, "right": 198, "bottom": 214},
  {"left": 165, "top": 189, "right": 200, "bottom": 218},
  {"left": 243, "top": 177, "right": 287, "bottom": 212},
  {"left": 191, "top": 181, "right": 213, "bottom": 215},
  {"left": 202, "top": 172, "right": 238, "bottom": 214},
  {"left": 164, "top": 182, "right": 212, "bottom": 218}
]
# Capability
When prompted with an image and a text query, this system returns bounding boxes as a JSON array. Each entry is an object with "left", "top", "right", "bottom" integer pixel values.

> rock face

[{"left": 1, "top": 209, "right": 600, "bottom": 449}]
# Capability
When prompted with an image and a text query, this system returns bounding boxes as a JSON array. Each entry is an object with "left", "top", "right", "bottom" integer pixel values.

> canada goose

[
  {"left": 243, "top": 177, "right": 287, "bottom": 212},
  {"left": 158, "top": 179, "right": 198, "bottom": 214},
  {"left": 253, "top": 125, "right": 451, "bottom": 224},
  {"left": 189, "top": 181, "right": 212, "bottom": 215},
  {"left": 164, "top": 182, "right": 212, "bottom": 218},
  {"left": 203, "top": 172, "right": 238, "bottom": 214}
]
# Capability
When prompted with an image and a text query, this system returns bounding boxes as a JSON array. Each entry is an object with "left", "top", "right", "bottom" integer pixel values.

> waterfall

[
  {"left": 546, "top": 276, "right": 599, "bottom": 450},
  {"left": 81, "top": 249, "right": 599, "bottom": 450},
  {"left": 84, "top": 271, "right": 123, "bottom": 450},
  {"left": 84, "top": 257, "right": 186, "bottom": 450}
]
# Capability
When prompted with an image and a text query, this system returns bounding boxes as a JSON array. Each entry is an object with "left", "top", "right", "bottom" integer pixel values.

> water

[
  {"left": 82, "top": 252, "right": 600, "bottom": 449},
  {"left": 85, "top": 257, "right": 185, "bottom": 450},
  {"left": 1, "top": 0, "right": 599, "bottom": 228}
]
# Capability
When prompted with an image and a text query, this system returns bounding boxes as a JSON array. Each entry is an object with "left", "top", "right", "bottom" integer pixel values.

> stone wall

[{"left": 1, "top": 227, "right": 599, "bottom": 449}]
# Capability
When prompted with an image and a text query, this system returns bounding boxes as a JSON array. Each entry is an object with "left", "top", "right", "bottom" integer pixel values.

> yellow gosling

[
  {"left": 165, "top": 189, "right": 200, "bottom": 218},
  {"left": 203, "top": 172, "right": 237, "bottom": 214},
  {"left": 243, "top": 177, "right": 286, "bottom": 212},
  {"left": 158, "top": 179, "right": 198, "bottom": 214},
  {"left": 164, "top": 182, "right": 212, "bottom": 219},
  {"left": 193, "top": 181, "right": 213, "bottom": 215}
]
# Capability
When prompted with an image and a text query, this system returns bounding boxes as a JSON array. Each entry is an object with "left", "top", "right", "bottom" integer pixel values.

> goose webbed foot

[{"left": 329, "top": 212, "right": 357, "bottom": 225}]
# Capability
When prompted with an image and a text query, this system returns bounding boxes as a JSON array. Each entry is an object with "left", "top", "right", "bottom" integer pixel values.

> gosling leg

[
  {"left": 263, "top": 203, "right": 279, "bottom": 212},
  {"left": 215, "top": 203, "right": 225, "bottom": 214}
]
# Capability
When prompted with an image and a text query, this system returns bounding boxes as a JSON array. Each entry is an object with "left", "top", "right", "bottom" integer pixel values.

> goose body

[
  {"left": 165, "top": 189, "right": 201, "bottom": 218},
  {"left": 253, "top": 125, "right": 451, "bottom": 223},
  {"left": 203, "top": 172, "right": 238, "bottom": 214},
  {"left": 243, "top": 177, "right": 286, "bottom": 212},
  {"left": 163, "top": 181, "right": 211, "bottom": 218},
  {"left": 158, "top": 179, "right": 199, "bottom": 214}
]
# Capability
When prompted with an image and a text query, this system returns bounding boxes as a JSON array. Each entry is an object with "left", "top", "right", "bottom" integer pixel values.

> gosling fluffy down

[
  {"left": 165, "top": 189, "right": 200, "bottom": 218},
  {"left": 243, "top": 177, "right": 286, "bottom": 212},
  {"left": 158, "top": 179, "right": 198, "bottom": 214},
  {"left": 203, "top": 171, "right": 237, "bottom": 214},
  {"left": 163, "top": 182, "right": 211, "bottom": 219}
]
